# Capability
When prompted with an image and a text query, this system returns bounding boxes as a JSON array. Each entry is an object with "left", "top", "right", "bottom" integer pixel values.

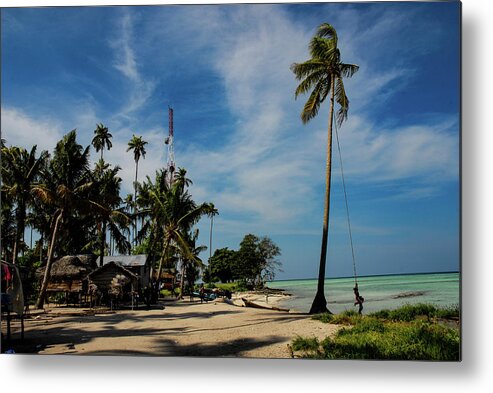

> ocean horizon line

[{"left": 271, "top": 270, "right": 459, "bottom": 283}]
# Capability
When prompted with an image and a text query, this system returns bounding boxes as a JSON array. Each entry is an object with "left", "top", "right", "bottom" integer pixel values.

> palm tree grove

[{"left": 1, "top": 125, "right": 281, "bottom": 310}]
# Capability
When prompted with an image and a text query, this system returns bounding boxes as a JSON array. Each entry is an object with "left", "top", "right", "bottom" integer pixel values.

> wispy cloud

[
  {"left": 168, "top": 5, "right": 458, "bottom": 236},
  {"left": 109, "top": 10, "right": 156, "bottom": 121},
  {"left": 335, "top": 115, "right": 459, "bottom": 183},
  {"left": 111, "top": 12, "right": 139, "bottom": 81}
]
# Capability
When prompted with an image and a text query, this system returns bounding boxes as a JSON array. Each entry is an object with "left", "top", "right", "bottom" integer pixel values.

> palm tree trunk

[
  {"left": 14, "top": 199, "right": 27, "bottom": 264},
  {"left": 179, "top": 262, "right": 186, "bottom": 300},
  {"left": 36, "top": 212, "right": 62, "bottom": 309},
  {"left": 309, "top": 74, "right": 335, "bottom": 315},
  {"left": 156, "top": 237, "right": 171, "bottom": 282},
  {"left": 12, "top": 241, "right": 17, "bottom": 265},
  {"left": 209, "top": 216, "right": 213, "bottom": 262},
  {"left": 133, "top": 160, "right": 138, "bottom": 247},
  {"left": 99, "top": 220, "right": 107, "bottom": 267}
]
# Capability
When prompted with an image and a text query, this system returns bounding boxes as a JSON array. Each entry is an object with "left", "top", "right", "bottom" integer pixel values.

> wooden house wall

[{"left": 47, "top": 280, "right": 84, "bottom": 293}]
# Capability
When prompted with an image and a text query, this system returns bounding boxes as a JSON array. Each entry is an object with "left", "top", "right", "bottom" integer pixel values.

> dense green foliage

[
  {"left": 203, "top": 234, "right": 281, "bottom": 288},
  {"left": 204, "top": 248, "right": 238, "bottom": 283},
  {"left": 1, "top": 128, "right": 215, "bottom": 306},
  {"left": 293, "top": 304, "right": 460, "bottom": 360}
]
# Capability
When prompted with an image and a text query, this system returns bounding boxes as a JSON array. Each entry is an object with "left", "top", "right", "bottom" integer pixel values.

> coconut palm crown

[{"left": 91, "top": 123, "right": 113, "bottom": 160}]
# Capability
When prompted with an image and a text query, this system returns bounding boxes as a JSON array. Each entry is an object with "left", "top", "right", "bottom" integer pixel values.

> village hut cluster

[{"left": 35, "top": 254, "right": 176, "bottom": 308}]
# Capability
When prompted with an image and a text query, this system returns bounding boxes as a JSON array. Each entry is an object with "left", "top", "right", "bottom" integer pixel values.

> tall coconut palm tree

[
  {"left": 208, "top": 204, "right": 219, "bottom": 263},
  {"left": 127, "top": 135, "right": 148, "bottom": 245},
  {"left": 91, "top": 123, "right": 113, "bottom": 160},
  {"left": 90, "top": 159, "right": 131, "bottom": 266},
  {"left": 34, "top": 130, "right": 93, "bottom": 309},
  {"left": 1, "top": 145, "right": 49, "bottom": 263},
  {"left": 291, "top": 23, "right": 358, "bottom": 314}
]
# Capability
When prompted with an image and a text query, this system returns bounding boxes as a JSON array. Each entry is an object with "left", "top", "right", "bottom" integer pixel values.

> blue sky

[{"left": 1, "top": 2, "right": 460, "bottom": 280}]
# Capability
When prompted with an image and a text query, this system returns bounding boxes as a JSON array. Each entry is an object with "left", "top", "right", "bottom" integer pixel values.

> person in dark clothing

[
  {"left": 353, "top": 286, "right": 364, "bottom": 314},
  {"left": 199, "top": 284, "right": 205, "bottom": 304}
]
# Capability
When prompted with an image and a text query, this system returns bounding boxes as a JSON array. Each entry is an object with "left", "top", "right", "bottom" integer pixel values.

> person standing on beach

[
  {"left": 199, "top": 284, "right": 205, "bottom": 303},
  {"left": 354, "top": 286, "right": 364, "bottom": 314}
]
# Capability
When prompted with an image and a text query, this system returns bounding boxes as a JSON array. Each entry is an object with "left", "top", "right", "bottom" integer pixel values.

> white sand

[{"left": 5, "top": 297, "right": 339, "bottom": 358}]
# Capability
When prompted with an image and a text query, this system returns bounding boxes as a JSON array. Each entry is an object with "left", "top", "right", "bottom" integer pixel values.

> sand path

[{"left": 5, "top": 298, "right": 339, "bottom": 358}]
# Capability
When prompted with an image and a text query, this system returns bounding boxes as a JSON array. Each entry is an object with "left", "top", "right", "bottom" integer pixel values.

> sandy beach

[{"left": 2, "top": 294, "right": 339, "bottom": 358}]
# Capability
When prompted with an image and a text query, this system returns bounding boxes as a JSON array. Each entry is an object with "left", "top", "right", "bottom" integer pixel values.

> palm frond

[
  {"left": 309, "top": 36, "right": 339, "bottom": 61},
  {"left": 32, "top": 185, "right": 55, "bottom": 205},
  {"left": 335, "top": 76, "right": 349, "bottom": 126},
  {"left": 316, "top": 22, "right": 338, "bottom": 43},
  {"left": 340, "top": 63, "right": 359, "bottom": 78},
  {"left": 108, "top": 220, "right": 131, "bottom": 254},
  {"left": 294, "top": 69, "right": 328, "bottom": 99},
  {"left": 290, "top": 59, "right": 326, "bottom": 80},
  {"left": 301, "top": 80, "right": 328, "bottom": 124}
]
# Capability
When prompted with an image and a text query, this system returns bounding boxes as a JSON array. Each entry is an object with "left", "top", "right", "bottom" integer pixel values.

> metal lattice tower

[{"left": 165, "top": 106, "right": 176, "bottom": 186}]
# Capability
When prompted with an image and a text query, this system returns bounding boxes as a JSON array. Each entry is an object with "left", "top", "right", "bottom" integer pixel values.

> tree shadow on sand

[{"left": 81, "top": 335, "right": 287, "bottom": 358}]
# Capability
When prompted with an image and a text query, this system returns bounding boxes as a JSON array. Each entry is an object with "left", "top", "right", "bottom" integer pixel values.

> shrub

[
  {"left": 160, "top": 289, "right": 172, "bottom": 297},
  {"left": 312, "top": 309, "right": 361, "bottom": 325}
]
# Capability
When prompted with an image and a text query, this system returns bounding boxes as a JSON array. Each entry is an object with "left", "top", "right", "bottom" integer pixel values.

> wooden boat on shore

[{"left": 241, "top": 297, "right": 290, "bottom": 312}]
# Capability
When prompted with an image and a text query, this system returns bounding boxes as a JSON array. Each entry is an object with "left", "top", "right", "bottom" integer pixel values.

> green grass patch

[
  {"left": 294, "top": 320, "right": 459, "bottom": 360},
  {"left": 368, "top": 303, "right": 460, "bottom": 322},
  {"left": 312, "top": 309, "right": 361, "bottom": 325},
  {"left": 300, "top": 304, "right": 460, "bottom": 360}
]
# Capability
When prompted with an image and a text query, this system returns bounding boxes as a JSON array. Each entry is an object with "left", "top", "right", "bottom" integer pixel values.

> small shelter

[
  {"left": 102, "top": 254, "right": 149, "bottom": 290},
  {"left": 36, "top": 255, "right": 97, "bottom": 301},
  {"left": 86, "top": 261, "right": 138, "bottom": 307}
]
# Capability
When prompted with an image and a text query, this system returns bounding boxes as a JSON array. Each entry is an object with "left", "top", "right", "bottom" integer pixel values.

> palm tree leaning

[
  {"left": 127, "top": 135, "right": 148, "bottom": 246},
  {"left": 291, "top": 23, "right": 358, "bottom": 314},
  {"left": 34, "top": 130, "right": 93, "bottom": 309},
  {"left": 91, "top": 123, "right": 113, "bottom": 160}
]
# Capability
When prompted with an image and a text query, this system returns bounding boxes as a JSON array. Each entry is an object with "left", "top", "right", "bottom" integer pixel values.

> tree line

[
  {"left": 1, "top": 126, "right": 216, "bottom": 308},
  {"left": 203, "top": 234, "right": 281, "bottom": 289}
]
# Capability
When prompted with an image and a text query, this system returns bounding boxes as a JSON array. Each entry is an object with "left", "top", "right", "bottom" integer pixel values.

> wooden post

[{"left": 6, "top": 308, "right": 11, "bottom": 344}]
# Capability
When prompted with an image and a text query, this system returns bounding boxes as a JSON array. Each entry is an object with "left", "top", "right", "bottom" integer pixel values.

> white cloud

[
  {"left": 1, "top": 107, "right": 64, "bottom": 152},
  {"left": 335, "top": 115, "right": 459, "bottom": 182}
]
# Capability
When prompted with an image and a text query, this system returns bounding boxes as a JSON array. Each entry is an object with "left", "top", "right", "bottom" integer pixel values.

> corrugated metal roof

[{"left": 102, "top": 255, "right": 147, "bottom": 267}]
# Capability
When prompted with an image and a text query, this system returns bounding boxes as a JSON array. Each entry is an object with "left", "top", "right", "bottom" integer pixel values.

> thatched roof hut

[
  {"left": 86, "top": 261, "right": 138, "bottom": 297},
  {"left": 36, "top": 254, "right": 97, "bottom": 293}
]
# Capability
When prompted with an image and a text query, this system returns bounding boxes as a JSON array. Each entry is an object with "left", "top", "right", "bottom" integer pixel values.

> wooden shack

[
  {"left": 36, "top": 254, "right": 97, "bottom": 297},
  {"left": 86, "top": 261, "right": 138, "bottom": 303},
  {"left": 102, "top": 255, "right": 148, "bottom": 291}
]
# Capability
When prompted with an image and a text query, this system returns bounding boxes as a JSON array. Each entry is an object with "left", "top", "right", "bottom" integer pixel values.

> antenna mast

[{"left": 165, "top": 106, "right": 176, "bottom": 186}]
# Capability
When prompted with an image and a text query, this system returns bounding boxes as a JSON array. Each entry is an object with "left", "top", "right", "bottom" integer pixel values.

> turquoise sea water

[{"left": 267, "top": 272, "right": 459, "bottom": 314}]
